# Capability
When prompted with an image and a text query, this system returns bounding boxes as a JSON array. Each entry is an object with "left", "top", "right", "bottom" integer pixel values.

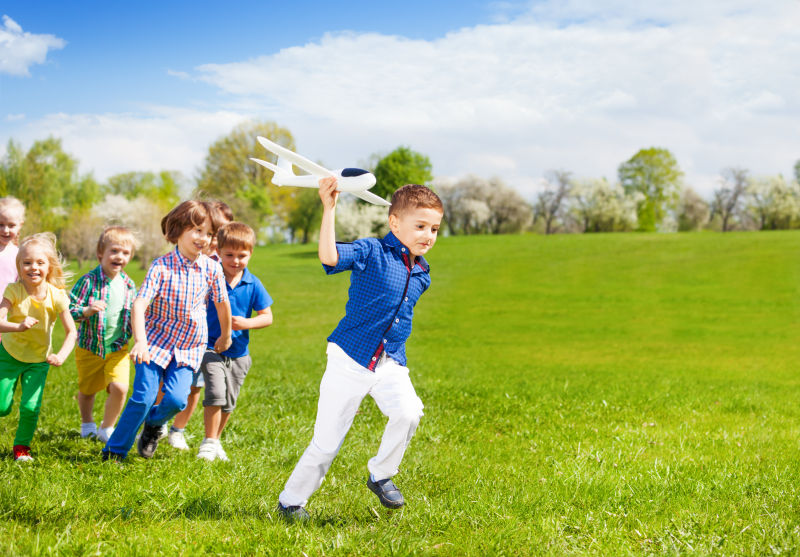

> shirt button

[
  {"left": 401, "top": 248, "right": 405, "bottom": 252},
  {"left": 383, "top": 339, "right": 387, "bottom": 344},
  {"left": 371, "top": 356, "right": 377, "bottom": 361},
  {"left": 395, "top": 318, "right": 399, "bottom": 323},
  {"left": 404, "top": 297, "right": 408, "bottom": 302}
]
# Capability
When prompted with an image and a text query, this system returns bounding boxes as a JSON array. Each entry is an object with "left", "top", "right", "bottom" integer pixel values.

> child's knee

[
  {"left": 107, "top": 382, "right": 127, "bottom": 397},
  {"left": 0, "top": 402, "right": 12, "bottom": 417}
]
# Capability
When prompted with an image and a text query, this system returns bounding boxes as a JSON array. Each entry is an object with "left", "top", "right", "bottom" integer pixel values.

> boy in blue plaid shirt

[{"left": 278, "top": 180, "right": 443, "bottom": 521}]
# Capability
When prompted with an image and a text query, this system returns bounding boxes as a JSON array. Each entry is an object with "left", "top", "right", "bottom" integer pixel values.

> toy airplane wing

[
  {"left": 257, "top": 136, "right": 334, "bottom": 177},
  {"left": 352, "top": 190, "right": 391, "bottom": 207}
]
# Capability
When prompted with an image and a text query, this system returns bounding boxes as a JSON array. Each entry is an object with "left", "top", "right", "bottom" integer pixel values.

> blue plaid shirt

[{"left": 324, "top": 232, "right": 431, "bottom": 370}]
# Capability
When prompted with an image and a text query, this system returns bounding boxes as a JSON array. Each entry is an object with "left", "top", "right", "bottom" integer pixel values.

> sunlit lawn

[{"left": 1, "top": 230, "right": 799, "bottom": 555}]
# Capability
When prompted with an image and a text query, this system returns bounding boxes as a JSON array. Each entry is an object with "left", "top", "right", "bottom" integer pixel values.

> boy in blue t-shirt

[
  {"left": 195, "top": 222, "right": 273, "bottom": 462},
  {"left": 278, "top": 180, "right": 443, "bottom": 521}
]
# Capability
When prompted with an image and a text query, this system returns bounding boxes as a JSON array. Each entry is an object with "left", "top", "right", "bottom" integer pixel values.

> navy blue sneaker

[
  {"left": 367, "top": 477, "right": 405, "bottom": 509},
  {"left": 137, "top": 423, "right": 161, "bottom": 459},
  {"left": 277, "top": 502, "right": 310, "bottom": 522}
]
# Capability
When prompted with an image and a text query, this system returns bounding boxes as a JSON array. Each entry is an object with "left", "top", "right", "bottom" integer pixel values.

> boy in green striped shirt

[{"left": 69, "top": 227, "right": 137, "bottom": 442}]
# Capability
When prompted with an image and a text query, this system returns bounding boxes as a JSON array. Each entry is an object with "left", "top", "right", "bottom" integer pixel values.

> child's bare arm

[
  {"left": 231, "top": 307, "right": 273, "bottom": 331},
  {"left": 47, "top": 310, "right": 77, "bottom": 366},
  {"left": 0, "top": 297, "right": 37, "bottom": 332},
  {"left": 318, "top": 177, "right": 339, "bottom": 267},
  {"left": 129, "top": 298, "right": 150, "bottom": 364},
  {"left": 213, "top": 299, "right": 233, "bottom": 353}
]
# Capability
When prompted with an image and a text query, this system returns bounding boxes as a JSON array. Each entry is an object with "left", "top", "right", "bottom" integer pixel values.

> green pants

[{"left": 0, "top": 342, "right": 50, "bottom": 447}]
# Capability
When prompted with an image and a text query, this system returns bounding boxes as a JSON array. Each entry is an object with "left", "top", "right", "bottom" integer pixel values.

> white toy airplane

[{"left": 249, "top": 136, "right": 391, "bottom": 207}]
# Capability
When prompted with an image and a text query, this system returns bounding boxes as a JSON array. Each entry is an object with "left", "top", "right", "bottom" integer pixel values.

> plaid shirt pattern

[
  {"left": 324, "top": 232, "right": 431, "bottom": 370},
  {"left": 69, "top": 266, "right": 136, "bottom": 358},
  {"left": 138, "top": 248, "right": 227, "bottom": 369}
]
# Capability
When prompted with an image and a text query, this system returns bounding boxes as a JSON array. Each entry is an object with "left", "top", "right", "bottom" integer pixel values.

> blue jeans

[{"left": 103, "top": 358, "right": 193, "bottom": 457}]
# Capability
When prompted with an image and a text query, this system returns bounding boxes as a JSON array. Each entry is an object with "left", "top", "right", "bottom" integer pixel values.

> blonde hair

[
  {"left": 0, "top": 196, "right": 25, "bottom": 220},
  {"left": 97, "top": 226, "right": 137, "bottom": 257},
  {"left": 17, "top": 233, "right": 71, "bottom": 289}
]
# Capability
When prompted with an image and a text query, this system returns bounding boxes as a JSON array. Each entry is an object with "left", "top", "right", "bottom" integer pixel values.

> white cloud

[
  {"left": 0, "top": 15, "right": 65, "bottom": 76},
  {"left": 188, "top": 3, "right": 799, "bottom": 197},
  {"left": 13, "top": 107, "right": 249, "bottom": 181},
  {"left": 5, "top": 113, "right": 25, "bottom": 122}
]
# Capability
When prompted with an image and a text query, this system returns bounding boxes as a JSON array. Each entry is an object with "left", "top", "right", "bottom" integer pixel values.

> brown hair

[
  {"left": 17, "top": 232, "right": 71, "bottom": 289},
  {"left": 97, "top": 226, "right": 136, "bottom": 257},
  {"left": 389, "top": 184, "right": 443, "bottom": 217},
  {"left": 161, "top": 200, "right": 214, "bottom": 243},
  {"left": 212, "top": 201, "right": 234, "bottom": 225},
  {"left": 217, "top": 222, "right": 255, "bottom": 253}
]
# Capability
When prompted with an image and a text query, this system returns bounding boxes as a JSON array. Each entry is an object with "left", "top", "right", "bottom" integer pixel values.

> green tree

[
  {"left": 371, "top": 146, "right": 433, "bottom": 201},
  {"left": 105, "top": 170, "right": 181, "bottom": 209},
  {"left": 618, "top": 147, "right": 683, "bottom": 231},
  {"left": 794, "top": 159, "right": 800, "bottom": 184},
  {"left": 195, "top": 120, "right": 294, "bottom": 231},
  {"left": 286, "top": 188, "right": 322, "bottom": 244},
  {"left": 0, "top": 137, "right": 101, "bottom": 233}
]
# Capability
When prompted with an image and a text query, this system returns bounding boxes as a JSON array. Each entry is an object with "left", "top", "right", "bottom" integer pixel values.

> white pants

[{"left": 279, "top": 343, "right": 424, "bottom": 507}]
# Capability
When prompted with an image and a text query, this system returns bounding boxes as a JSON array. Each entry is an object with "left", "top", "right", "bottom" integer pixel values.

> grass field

[{"left": 1, "top": 231, "right": 800, "bottom": 555}]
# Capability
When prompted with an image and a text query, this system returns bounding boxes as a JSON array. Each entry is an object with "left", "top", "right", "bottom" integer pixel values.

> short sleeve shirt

[
  {"left": 2, "top": 282, "right": 69, "bottom": 363},
  {"left": 206, "top": 267, "right": 272, "bottom": 358},
  {"left": 323, "top": 232, "right": 431, "bottom": 370},
  {"left": 137, "top": 248, "right": 227, "bottom": 369}
]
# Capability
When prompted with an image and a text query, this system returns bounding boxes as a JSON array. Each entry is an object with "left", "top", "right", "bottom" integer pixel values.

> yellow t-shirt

[{"left": 2, "top": 282, "right": 69, "bottom": 363}]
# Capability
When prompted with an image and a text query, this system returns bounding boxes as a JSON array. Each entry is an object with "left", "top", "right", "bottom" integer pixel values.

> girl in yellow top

[{"left": 0, "top": 233, "right": 77, "bottom": 462}]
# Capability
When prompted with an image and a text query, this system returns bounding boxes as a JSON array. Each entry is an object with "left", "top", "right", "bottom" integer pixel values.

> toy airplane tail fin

[{"left": 249, "top": 157, "right": 293, "bottom": 186}]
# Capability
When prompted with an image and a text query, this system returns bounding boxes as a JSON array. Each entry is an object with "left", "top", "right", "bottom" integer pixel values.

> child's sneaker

[
  {"left": 197, "top": 438, "right": 218, "bottom": 461},
  {"left": 80, "top": 422, "right": 98, "bottom": 439},
  {"left": 276, "top": 502, "right": 310, "bottom": 522},
  {"left": 137, "top": 423, "right": 162, "bottom": 459},
  {"left": 216, "top": 442, "right": 229, "bottom": 462},
  {"left": 168, "top": 429, "right": 190, "bottom": 450},
  {"left": 97, "top": 426, "right": 114, "bottom": 444},
  {"left": 367, "top": 476, "right": 405, "bottom": 509},
  {"left": 13, "top": 445, "right": 33, "bottom": 462}
]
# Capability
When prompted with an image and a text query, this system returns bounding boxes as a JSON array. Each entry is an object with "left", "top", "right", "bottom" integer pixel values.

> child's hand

[
  {"left": 130, "top": 340, "right": 151, "bottom": 364},
  {"left": 18, "top": 317, "right": 38, "bottom": 331},
  {"left": 85, "top": 300, "right": 107, "bottom": 316},
  {"left": 231, "top": 315, "right": 248, "bottom": 331},
  {"left": 318, "top": 177, "right": 339, "bottom": 210},
  {"left": 46, "top": 353, "right": 65, "bottom": 366},
  {"left": 214, "top": 335, "right": 232, "bottom": 354}
]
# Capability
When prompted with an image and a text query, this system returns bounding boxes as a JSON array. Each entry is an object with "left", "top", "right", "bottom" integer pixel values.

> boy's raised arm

[{"left": 318, "top": 177, "right": 339, "bottom": 267}]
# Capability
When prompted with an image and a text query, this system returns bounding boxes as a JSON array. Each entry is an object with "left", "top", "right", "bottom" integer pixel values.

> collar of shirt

[
  {"left": 171, "top": 247, "right": 204, "bottom": 270},
  {"left": 228, "top": 267, "right": 255, "bottom": 289},
  {"left": 382, "top": 232, "right": 430, "bottom": 273}
]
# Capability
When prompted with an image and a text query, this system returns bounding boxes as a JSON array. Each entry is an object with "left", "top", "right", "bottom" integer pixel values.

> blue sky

[{"left": 2, "top": 1, "right": 799, "bottom": 197}]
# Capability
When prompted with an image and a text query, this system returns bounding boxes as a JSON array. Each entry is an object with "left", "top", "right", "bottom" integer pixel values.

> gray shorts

[{"left": 200, "top": 351, "right": 252, "bottom": 413}]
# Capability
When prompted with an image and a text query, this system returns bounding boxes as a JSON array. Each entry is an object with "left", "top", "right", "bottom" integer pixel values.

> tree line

[{"left": 2, "top": 122, "right": 798, "bottom": 270}]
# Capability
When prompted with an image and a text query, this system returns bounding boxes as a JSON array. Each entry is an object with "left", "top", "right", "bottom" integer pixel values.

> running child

[
  {"left": 0, "top": 197, "right": 25, "bottom": 312},
  {"left": 102, "top": 200, "right": 232, "bottom": 461},
  {"left": 196, "top": 222, "right": 273, "bottom": 462},
  {"left": 0, "top": 233, "right": 77, "bottom": 461},
  {"left": 167, "top": 200, "right": 233, "bottom": 450},
  {"left": 277, "top": 181, "right": 442, "bottom": 520},
  {"left": 70, "top": 227, "right": 137, "bottom": 443}
]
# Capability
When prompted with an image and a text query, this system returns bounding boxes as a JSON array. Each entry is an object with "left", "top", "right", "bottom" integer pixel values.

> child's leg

[
  {"left": 100, "top": 350, "right": 130, "bottom": 429},
  {"left": 0, "top": 352, "right": 23, "bottom": 418},
  {"left": 77, "top": 392, "right": 96, "bottom": 424},
  {"left": 104, "top": 360, "right": 162, "bottom": 456},
  {"left": 145, "top": 361, "right": 193, "bottom": 427},
  {"left": 216, "top": 411, "right": 231, "bottom": 437},
  {"left": 279, "top": 346, "right": 373, "bottom": 507},
  {"left": 100, "top": 382, "right": 127, "bottom": 429},
  {"left": 172, "top": 386, "right": 201, "bottom": 429},
  {"left": 367, "top": 359, "right": 424, "bottom": 481},
  {"left": 14, "top": 362, "right": 51, "bottom": 447}
]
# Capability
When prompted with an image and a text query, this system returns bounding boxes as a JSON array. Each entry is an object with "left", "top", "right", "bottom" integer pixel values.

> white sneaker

[
  {"left": 216, "top": 442, "right": 229, "bottom": 462},
  {"left": 197, "top": 438, "right": 218, "bottom": 461},
  {"left": 168, "top": 430, "right": 190, "bottom": 450},
  {"left": 97, "top": 426, "right": 114, "bottom": 444}
]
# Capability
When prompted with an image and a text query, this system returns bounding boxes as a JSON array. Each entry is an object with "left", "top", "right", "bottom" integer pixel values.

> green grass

[{"left": 2, "top": 231, "right": 800, "bottom": 555}]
